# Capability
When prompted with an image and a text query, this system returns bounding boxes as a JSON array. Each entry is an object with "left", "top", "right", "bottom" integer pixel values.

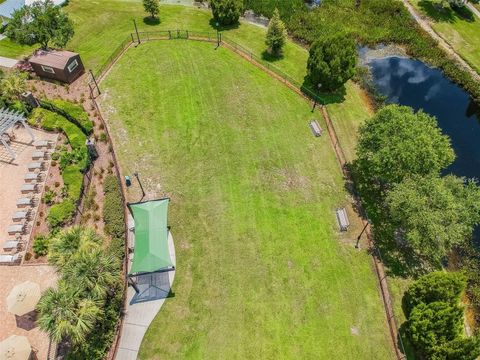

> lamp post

[
  {"left": 133, "top": 172, "right": 145, "bottom": 201},
  {"left": 311, "top": 83, "right": 322, "bottom": 112},
  {"left": 355, "top": 218, "right": 371, "bottom": 249},
  {"left": 216, "top": 22, "right": 220, "bottom": 47}
]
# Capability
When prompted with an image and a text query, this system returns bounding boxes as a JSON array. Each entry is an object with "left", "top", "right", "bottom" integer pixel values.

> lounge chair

[
  {"left": 34, "top": 140, "right": 52, "bottom": 149},
  {"left": 12, "top": 211, "right": 28, "bottom": 222},
  {"left": 0, "top": 253, "right": 21, "bottom": 264},
  {"left": 32, "top": 151, "right": 46, "bottom": 160},
  {"left": 3, "top": 240, "right": 21, "bottom": 251},
  {"left": 24, "top": 172, "right": 41, "bottom": 182},
  {"left": 27, "top": 162, "right": 44, "bottom": 171},
  {"left": 8, "top": 224, "right": 25, "bottom": 235},
  {"left": 21, "top": 184, "right": 37, "bottom": 193},
  {"left": 16, "top": 197, "right": 33, "bottom": 207}
]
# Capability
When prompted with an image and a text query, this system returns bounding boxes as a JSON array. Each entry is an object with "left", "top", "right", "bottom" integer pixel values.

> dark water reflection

[{"left": 369, "top": 56, "right": 480, "bottom": 179}]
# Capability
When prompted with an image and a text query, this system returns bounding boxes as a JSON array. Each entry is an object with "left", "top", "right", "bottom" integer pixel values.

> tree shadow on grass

[
  {"left": 418, "top": 0, "right": 475, "bottom": 23},
  {"left": 261, "top": 50, "right": 284, "bottom": 63},
  {"left": 301, "top": 76, "right": 347, "bottom": 105},
  {"left": 143, "top": 16, "right": 161, "bottom": 26},
  {"left": 208, "top": 18, "right": 240, "bottom": 32}
]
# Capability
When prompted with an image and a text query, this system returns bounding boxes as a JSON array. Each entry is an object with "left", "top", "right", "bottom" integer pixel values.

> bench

[
  {"left": 25, "top": 172, "right": 41, "bottom": 182},
  {"left": 12, "top": 211, "right": 28, "bottom": 221},
  {"left": 16, "top": 197, "right": 33, "bottom": 207},
  {"left": 32, "top": 151, "right": 46, "bottom": 160},
  {"left": 27, "top": 162, "right": 44, "bottom": 171},
  {"left": 309, "top": 120, "right": 323, "bottom": 137},
  {"left": 336, "top": 208, "right": 350, "bottom": 232},
  {"left": 21, "top": 184, "right": 37, "bottom": 193}
]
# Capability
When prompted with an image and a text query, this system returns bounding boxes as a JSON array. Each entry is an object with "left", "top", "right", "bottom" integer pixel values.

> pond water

[{"left": 369, "top": 56, "right": 480, "bottom": 180}]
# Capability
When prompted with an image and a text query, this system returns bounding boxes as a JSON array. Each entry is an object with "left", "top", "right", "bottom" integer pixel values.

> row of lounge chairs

[{"left": 0, "top": 140, "right": 53, "bottom": 264}]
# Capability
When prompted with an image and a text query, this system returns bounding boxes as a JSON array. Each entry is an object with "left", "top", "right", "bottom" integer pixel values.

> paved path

[
  {"left": 115, "top": 224, "right": 176, "bottom": 360},
  {"left": 0, "top": 55, "right": 18, "bottom": 68},
  {"left": 467, "top": 1, "right": 480, "bottom": 19},
  {"left": 402, "top": 0, "right": 480, "bottom": 80}
]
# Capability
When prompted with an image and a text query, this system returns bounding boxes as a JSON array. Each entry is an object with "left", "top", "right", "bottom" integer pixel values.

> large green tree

[
  {"left": 306, "top": 33, "right": 356, "bottom": 92},
  {"left": 265, "top": 8, "right": 286, "bottom": 57},
  {"left": 143, "top": 0, "right": 159, "bottom": 18},
  {"left": 386, "top": 175, "right": 480, "bottom": 265},
  {"left": 211, "top": 0, "right": 243, "bottom": 26},
  {"left": 6, "top": 0, "right": 74, "bottom": 49},
  {"left": 353, "top": 105, "right": 455, "bottom": 207}
]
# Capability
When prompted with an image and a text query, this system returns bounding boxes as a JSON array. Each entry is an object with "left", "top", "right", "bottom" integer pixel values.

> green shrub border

[{"left": 40, "top": 99, "right": 94, "bottom": 135}]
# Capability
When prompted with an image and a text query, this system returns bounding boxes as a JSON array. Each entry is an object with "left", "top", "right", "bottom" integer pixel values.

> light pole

[
  {"left": 355, "top": 218, "right": 371, "bottom": 249},
  {"left": 133, "top": 172, "right": 145, "bottom": 201},
  {"left": 311, "top": 83, "right": 322, "bottom": 112},
  {"left": 216, "top": 22, "right": 220, "bottom": 48}
]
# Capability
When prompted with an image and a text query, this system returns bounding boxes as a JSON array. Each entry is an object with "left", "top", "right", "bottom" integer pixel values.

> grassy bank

[{"left": 101, "top": 40, "right": 395, "bottom": 359}]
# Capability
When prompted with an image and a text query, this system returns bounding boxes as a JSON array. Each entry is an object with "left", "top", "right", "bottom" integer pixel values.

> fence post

[
  {"left": 186, "top": 30, "right": 189, "bottom": 39},
  {"left": 177, "top": 29, "right": 180, "bottom": 38},
  {"left": 133, "top": 19, "right": 140, "bottom": 44}
]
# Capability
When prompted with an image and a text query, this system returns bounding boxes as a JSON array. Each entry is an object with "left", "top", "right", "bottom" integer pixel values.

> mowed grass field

[
  {"left": 101, "top": 40, "right": 394, "bottom": 359},
  {"left": 409, "top": 0, "right": 480, "bottom": 73}
]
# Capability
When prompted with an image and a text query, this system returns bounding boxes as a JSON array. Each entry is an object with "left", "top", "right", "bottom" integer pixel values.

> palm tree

[
  {"left": 62, "top": 248, "right": 121, "bottom": 299},
  {"left": 48, "top": 226, "right": 102, "bottom": 269},
  {"left": 36, "top": 282, "right": 101, "bottom": 345}
]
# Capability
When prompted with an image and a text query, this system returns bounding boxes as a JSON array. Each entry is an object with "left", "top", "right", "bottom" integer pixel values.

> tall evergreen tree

[{"left": 265, "top": 8, "right": 286, "bottom": 57}]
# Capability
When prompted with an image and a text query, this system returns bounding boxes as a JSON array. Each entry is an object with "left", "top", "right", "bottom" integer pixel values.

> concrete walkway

[
  {"left": 0, "top": 55, "right": 18, "bottom": 68},
  {"left": 467, "top": 2, "right": 480, "bottom": 19},
  {"left": 115, "top": 219, "right": 176, "bottom": 360}
]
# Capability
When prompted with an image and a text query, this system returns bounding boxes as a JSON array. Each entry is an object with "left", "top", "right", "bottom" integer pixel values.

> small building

[{"left": 29, "top": 50, "right": 84, "bottom": 83}]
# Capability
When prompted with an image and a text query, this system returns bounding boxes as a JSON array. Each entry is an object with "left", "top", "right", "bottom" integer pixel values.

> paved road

[
  {"left": 402, "top": 0, "right": 480, "bottom": 81},
  {"left": 467, "top": 1, "right": 480, "bottom": 19},
  {"left": 0, "top": 55, "right": 18, "bottom": 68}
]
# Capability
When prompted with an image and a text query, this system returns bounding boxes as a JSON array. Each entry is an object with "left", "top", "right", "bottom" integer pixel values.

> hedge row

[
  {"left": 47, "top": 198, "right": 76, "bottom": 229},
  {"left": 103, "top": 175, "right": 125, "bottom": 242},
  {"left": 40, "top": 99, "right": 93, "bottom": 135}
]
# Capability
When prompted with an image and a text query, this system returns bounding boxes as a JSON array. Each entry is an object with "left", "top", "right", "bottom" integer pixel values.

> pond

[{"left": 368, "top": 56, "right": 480, "bottom": 180}]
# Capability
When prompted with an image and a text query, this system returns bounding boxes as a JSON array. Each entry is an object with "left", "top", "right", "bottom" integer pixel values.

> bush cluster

[{"left": 29, "top": 107, "right": 90, "bottom": 230}]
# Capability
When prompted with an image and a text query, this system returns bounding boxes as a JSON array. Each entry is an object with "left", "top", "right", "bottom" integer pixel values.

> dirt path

[{"left": 402, "top": 0, "right": 480, "bottom": 80}]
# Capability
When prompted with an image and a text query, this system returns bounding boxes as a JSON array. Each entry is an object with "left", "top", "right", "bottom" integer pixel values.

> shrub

[
  {"left": 41, "top": 99, "right": 93, "bottom": 134},
  {"left": 47, "top": 198, "right": 76, "bottom": 229},
  {"left": 33, "top": 234, "right": 49, "bottom": 257},
  {"left": 103, "top": 175, "right": 125, "bottom": 240},
  {"left": 210, "top": 0, "right": 243, "bottom": 25},
  {"left": 404, "top": 271, "right": 466, "bottom": 317},
  {"left": 62, "top": 164, "right": 84, "bottom": 200},
  {"left": 43, "top": 189, "right": 56, "bottom": 205}
]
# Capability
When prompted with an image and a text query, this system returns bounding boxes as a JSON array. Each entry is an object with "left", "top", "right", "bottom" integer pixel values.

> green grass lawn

[
  {"left": 0, "top": 38, "right": 36, "bottom": 59},
  {"left": 64, "top": 0, "right": 307, "bottom": 81},
  {"left": 409, "top": 0, "right": 480, "bottom": 73},
  {"left": 101, "top": 40, "right": 395, "bottom": 359}
]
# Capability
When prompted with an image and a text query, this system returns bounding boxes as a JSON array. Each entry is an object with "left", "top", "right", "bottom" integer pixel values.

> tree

[
  {"left": 36, "top": 282, "right": 101, "bottom": 345},
  {"left": 353, "top": 105, "right": 455, "bottom": 206},
  {"left": 48, "top": 226, "right": 102, "bottom": 269},
  {"left": 265, "top": 8, "right": 286, "bottom": 57},
  {"left": 403, "top": 271, "right": 466, "bottom": 316},
  {"left": 210, "top": 0, "right": 243, "bottom": 26},
  {"left": 62, "top": 248, "right": 121, "bottom": 299},
  {"left": 306, "top": 33, "right": 356, "bottom": 92},
  {"left": 407, "top": 301, "right": 464, "bottom": 359},
  {"left": 0, "top": 71, "right": 28, "bottom": 102},
  {"left": 6, "top": 0, "right": 74, "bottom": 50},
  {"left": 386, "top": 175, "right": 480, "bottom": 265},
  {"left": 143, "top": 0, "right": 159, "bottom": 19}
]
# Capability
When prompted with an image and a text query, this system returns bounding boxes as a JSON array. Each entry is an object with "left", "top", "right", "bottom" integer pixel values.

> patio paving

[
  {"left": 0, "top": 264, "right": 57, "bottom": 360},
  {"left": 0, "top": 126, "right": 57, "bottom": 258}
]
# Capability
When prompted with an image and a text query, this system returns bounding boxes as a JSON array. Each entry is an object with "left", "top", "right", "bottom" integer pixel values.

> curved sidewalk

[{"left": 115, "top": 223, "right": 176, "bottom": 360}]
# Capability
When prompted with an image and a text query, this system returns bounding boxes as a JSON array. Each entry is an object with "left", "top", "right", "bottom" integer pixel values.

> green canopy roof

[{"left": 129, "top": 199, "right": 174, "bottom": 275}]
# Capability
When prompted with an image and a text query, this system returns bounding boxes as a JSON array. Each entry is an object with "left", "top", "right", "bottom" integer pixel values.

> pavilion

[
  {"left": 128, "top": 198, "right": 175, "bottom": 292},
  {"left": 0, "top": 108, "right": 35, "bottom": 160}
]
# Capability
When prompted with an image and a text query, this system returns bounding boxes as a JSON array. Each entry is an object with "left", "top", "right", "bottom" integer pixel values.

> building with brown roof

[{"left": 29, "top": 50, "right": 84, "bottom": 83}]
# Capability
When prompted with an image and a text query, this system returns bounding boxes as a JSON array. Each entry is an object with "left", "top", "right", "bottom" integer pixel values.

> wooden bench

[
  {"left": 336, "top": 208, "right": 350, "bottom": 232},
  {"left": 310, "top": 120, "right": 323, "bottom": 137}
]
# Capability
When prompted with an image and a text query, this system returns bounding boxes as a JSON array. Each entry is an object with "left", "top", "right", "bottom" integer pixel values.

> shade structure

[
  {"left": 0, "top": 335, "right": 31, "bottom": 360},
  {"left": 129, "top": 199, "right": 174, "bottom": 275},
  {"left": 7, "top": 281, "right": 41, "bottom": 316}
]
